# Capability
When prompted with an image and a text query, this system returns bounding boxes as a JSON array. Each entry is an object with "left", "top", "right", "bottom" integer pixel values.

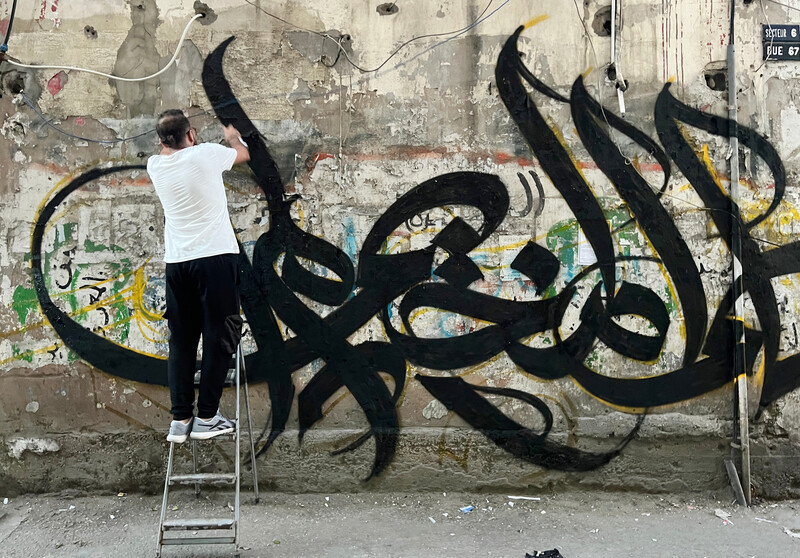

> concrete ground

[{"left": 1, "top": 489, "right": 799, "bottom": 557}]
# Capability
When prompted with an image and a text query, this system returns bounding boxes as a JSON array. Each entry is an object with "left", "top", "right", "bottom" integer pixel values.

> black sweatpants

[{"left": 165, "top": 253, "right": 240, "bottom": 421}]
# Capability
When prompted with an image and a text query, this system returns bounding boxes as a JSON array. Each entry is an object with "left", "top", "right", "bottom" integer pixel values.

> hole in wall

[
  {"left": 0, "top": 69, "right": 42, "bottom": 101},
  {"left": 376, "top": 3, "right": 399, "bottom": 16},
  {"left": 84, "top": 25, "right": 98, "bottom": 39},
  {"left": 3, "top": 72, "right": 26, "bottom": 95},
  {"left": 704, "top": 72, "right": 726, "bottom": 91},
  {"left": 193, "top": 1, "right": 218, "bottom": 25},
  {"left": 703, "top": 61, "right": 728, "bottom": 92},
  {"left": 592, "top": 6, "right": 612, "bottom": 37}
]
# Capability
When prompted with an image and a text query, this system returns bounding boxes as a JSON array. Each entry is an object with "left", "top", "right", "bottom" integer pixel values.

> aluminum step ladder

[{"left": 156, "top": 344, "right": 259, "bottom": 558}]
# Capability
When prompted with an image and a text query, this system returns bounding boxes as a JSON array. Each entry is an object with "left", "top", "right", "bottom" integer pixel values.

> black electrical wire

[
  {"left": 21, "top": 92, "right": 157, "bottom": 144},
  {"left": 20, "top": 91, "right": 243, "bottom": 145},
  {"left": 2, "top": 0, "right": 18, "bottom": 49},
  {"left": 242, "top": 0, "right": 497, "bottom": 73},
  {"left": 16, "top": 0, "right": 508, "bottom": 143}
]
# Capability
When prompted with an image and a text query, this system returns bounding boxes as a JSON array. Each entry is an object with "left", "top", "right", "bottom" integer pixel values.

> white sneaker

[
  {"left": 166, "top": 419, "right": 192, "bottom": 443},
  {"left": 189, "top": 412, "right": 235, "bottom": 440}
]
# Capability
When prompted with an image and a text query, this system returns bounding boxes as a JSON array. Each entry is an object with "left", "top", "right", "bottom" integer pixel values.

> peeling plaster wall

[{"left": 2, "top": 0, "right": 800, "bottom": 497}]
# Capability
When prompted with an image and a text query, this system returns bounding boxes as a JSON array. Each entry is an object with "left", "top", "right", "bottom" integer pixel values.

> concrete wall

[{"left": 2, "top": 0, "right": 800, "bottom": 497}]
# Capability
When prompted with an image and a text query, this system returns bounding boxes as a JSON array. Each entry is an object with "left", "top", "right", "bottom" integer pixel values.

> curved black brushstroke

[
  {"left": 496, "top": 26, "right": 616, "bottom": 296},
  {"left": 30, "top": 165, "right": 168, "bottom": 385},
  {"left": 513, "top": 171, "right": 535, "bottom": 217},
  {"left": 582, "top": 282, "right": 670, "bottom": 362},
  {"left": 655, "top": 84, "right": 783, "bottom": 397},
  {"left": 205, "top": 37, "right": 401, "bottom": 478},
  {"left": 203, "top": 39, "right": 297, "bottom": 453},
  {"left": 570, "top": 77, "right": 705, "bottom": 366},
  {"left": 416, "top": 374, "right": 642, "bottom": 471},
  {"left": 297, "top": 341, "right": 406, "bottom": 445}
]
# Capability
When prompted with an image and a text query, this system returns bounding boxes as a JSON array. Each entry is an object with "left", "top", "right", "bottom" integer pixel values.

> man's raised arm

[{"left": 222, "top": 124, "right": 251, "bottom": 165}]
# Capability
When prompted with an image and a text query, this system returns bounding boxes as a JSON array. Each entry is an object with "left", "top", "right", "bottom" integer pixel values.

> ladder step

[
  {"left": 191, "top": 431, "right": 237, "bottom": 441},
  {"left": 162, "top": 536, "right": 236, "bottom": 545},
  {"left": 169, "top": 473, "right": 236, "bottom": 485},
  {"left": 162, "top": 518, "right": 235, "bottom": 531}
]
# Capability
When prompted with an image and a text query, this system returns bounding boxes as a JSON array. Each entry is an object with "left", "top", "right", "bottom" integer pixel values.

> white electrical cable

[{"left": 6, "top": 13, "right": 203, "bottom": 82}]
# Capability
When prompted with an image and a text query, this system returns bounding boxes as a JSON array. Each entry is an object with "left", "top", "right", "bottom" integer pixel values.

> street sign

[
  {"left": 763, "top": 25, "right": 800, "bottom": 61},
  {"left": 764, "top": 42, "right": 800, "bottom": 61},
  {"left": 763, "top": 24, "right": 800, "bottom": 42}
]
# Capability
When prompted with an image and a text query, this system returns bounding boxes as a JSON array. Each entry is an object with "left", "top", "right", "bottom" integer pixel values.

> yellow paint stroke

[
  {"left": 132, "top": 265, "right": 163, "bottom": 322},
  {"left": 15, "top": 281, "right": 168, "bottom": 363},
  {"left": 436, "top": 378, "right": 491, "bottom": 467},
  {"left": 1, "top": 263, "right": 153, "bottom": 340},
  {"left": 16, "top": 162, "right": 169, "bottom": 353},
  {"left": 29, "top": 160, "right": 117, "bottom": 248},
  {"left": 754, "top": 349, "right": 766, "bottom": 390},
  {"left": 134, "top": 315, "right": 166, "bottom": 345},
  {"left": 321, "top": 390, "right": 351, "bottom": 416},
  {"left": 437, "top": 431, "right": 470, "bottom": 470},
  {"left": 0, "top": 342, "right": 61, "bottom": 367},
  {"left": 0, "top": 312, "right": 138, "bottom": 367},
  {"left": 523, "top": 15, "right": 549, "bottom": 30},
  {"left": 700, "top": 144, "right": 726, "bottom": 196}
]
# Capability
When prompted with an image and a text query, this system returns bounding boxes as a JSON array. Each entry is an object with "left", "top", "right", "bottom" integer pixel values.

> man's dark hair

[{"left": 156, "top": 109, "right": 191, "bottom": 148}]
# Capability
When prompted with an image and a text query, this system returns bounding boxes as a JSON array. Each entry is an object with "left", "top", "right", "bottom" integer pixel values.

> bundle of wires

[{"left": 1, "top": 0, "right": 512, "bottom": 144}]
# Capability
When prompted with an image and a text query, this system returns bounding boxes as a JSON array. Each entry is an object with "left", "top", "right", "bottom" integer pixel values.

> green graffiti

[
  {"left": 83, "top": 239, "right": 124, "bottom": 253},
  {"left": 541, "top": 202, "right": 678, "bottom": 315},
  {"left": 12, "top": 285, "right": 38, "bottom": 325},
  {"left": 11, "top": 345, "right": 33, "bottom": 363}
]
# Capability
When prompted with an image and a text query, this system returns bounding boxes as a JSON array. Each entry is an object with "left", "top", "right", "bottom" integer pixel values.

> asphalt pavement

[{"left": 2, "top": 489, "right": 799, "bottom": 557}]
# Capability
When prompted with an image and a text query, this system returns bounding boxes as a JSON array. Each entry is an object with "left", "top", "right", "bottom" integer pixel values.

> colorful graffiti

[{"left": 15, "top": 25, "right": 800, "bottom": 478}]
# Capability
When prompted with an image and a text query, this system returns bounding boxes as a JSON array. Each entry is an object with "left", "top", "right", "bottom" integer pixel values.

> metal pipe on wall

[
  {"left": 727, "top": 0, "right": 751, "bottom": 507},
  {"left": 611, "top": 0, "right": 626, "bottom": 114}
]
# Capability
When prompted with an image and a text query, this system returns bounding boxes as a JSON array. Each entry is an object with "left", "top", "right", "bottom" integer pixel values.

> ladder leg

[
  {"left": 241, "top": 347, "right": 260, "bottom": 503},
  {"left": 192, "top": 439, "right": 200, "bottom": 498},
  {"left": 234, "top": 344, "right": 242, "bottom": 553},
  {"left": 156, "top": 442, "right": 175, "bottom": 558}
]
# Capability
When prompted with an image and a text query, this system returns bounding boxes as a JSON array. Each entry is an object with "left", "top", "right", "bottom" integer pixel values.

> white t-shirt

[{"left": 147, "top": 143, "right": 239, "bottom": 263}]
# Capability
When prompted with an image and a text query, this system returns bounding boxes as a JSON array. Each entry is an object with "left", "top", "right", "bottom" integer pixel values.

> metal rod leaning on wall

[{"left": 727, "top": 0, "right": 751, "bottom": 507}]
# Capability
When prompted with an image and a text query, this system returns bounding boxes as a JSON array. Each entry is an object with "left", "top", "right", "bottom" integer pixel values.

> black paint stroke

[
  {"left": 654, "top": 83, "right": 786, "bottom": 406},
  {"left": 31, "top": 165, "right": 168, "bottom": 384},
  {"left": 496, "top": 26, "right": 616, "bottom": 296},
  {"left": 417, "top": 374, "right": 643, "bottom": 471},
  {"left": 205, "top": 38, "right": 400, "bottom": 478},
  {"left": 570, "top": 76, "right": 706, "bottom": 366}
]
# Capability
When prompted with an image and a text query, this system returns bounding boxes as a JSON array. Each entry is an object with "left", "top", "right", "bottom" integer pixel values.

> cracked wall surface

[{"left": 2, "top": 0, "right": 800, "bottom": 497}]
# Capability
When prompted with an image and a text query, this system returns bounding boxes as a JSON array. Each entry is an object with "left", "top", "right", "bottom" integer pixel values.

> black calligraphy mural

[{"left": 28, "top": 26, "right": 800, "bottom": 478}]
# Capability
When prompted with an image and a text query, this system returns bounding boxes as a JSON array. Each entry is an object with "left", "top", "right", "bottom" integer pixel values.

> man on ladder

[
  {"left": 149, "top": 110, "right": 257, "bottom": 557},
  {"left": 146, "top": 109, "right": 250, "bottom": 442}
]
